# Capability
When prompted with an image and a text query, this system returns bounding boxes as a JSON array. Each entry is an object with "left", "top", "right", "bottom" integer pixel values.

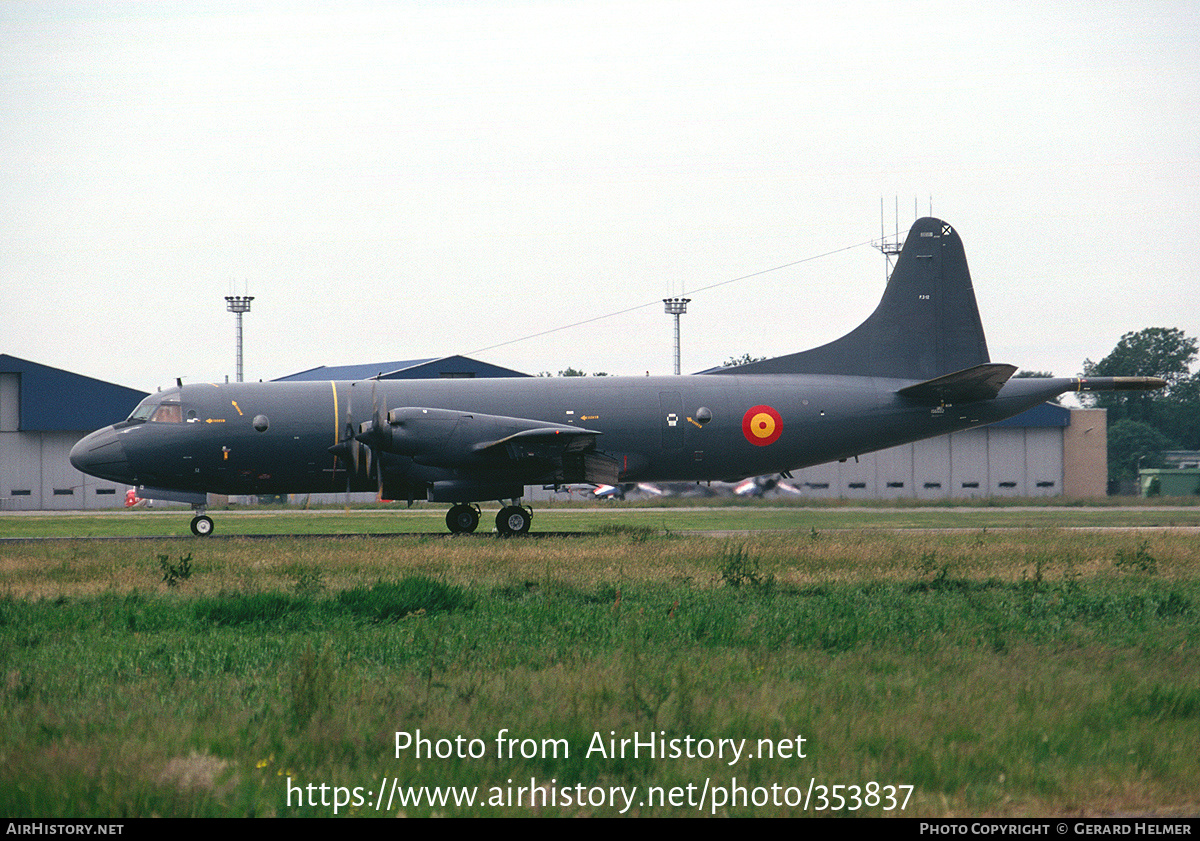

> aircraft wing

[
  {"left": 472, "top": 425, "right": 601, "bottom": 457},
  {"left": 379, "top": 407, "right": 619, "bottom": 484},
  {"left": 896, "top": 363, "right": 1018, "bottom": 405},
  {"left": 473, "top": 423, "right": 618, "bottom": 483}
]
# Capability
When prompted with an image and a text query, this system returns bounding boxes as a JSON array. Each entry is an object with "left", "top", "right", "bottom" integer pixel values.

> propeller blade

[
  {"left": 345, "top": 379, "right": 392, "bottom": 499},
  {"left": 354, "top": 379, "right": 390, "bottom": 450},
  {"left": 328, "top": 381, "right": 367, "bottom": 499}
]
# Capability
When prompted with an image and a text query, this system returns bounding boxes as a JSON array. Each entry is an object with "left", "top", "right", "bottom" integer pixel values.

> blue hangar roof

[
  {"left": 0, "top": 354, "right": 149, "bottom": 431},
  {"left": 274, "top": 355, "right": 531, "bottom": 382},
  {"left": 987, "top": 401, "right": 1071, "bottom": 428}
]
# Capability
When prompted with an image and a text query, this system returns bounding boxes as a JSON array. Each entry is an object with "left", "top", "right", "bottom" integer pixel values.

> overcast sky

[{"left": 4, "top": 1, "right": 1198, "bottom": 394}]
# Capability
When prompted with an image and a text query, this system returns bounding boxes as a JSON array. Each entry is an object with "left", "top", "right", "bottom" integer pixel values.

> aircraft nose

[{"left": 70, "top": 427, "right": 131, "bottom": 482}]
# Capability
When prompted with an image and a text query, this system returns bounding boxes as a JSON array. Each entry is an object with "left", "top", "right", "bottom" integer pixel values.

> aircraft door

[{"left": 659, "top": 391, "right": 683, "bottom": 454}]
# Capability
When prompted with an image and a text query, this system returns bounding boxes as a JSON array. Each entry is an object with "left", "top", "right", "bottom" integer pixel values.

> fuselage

[{"left": 69, "top": 373, "right": 1071, "bottom": 500}]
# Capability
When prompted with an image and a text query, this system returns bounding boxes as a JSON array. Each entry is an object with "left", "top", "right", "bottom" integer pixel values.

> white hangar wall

[
  {"left": 784, "top": 408, "right": 1105, "bottom": 500},
  {"left": 0, "top": 429, "right": 129, "bottom": 510}
]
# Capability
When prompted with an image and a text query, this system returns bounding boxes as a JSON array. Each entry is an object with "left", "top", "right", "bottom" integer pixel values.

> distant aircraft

[
  {"left": 734, "top": 475, "right": 801, "bottom": 498},
  {"left": 71, "top": 218, "right": 1164, "bottom": 536},
  {"left": 591, "top": 483, "right": 665, "bottom": 500}
]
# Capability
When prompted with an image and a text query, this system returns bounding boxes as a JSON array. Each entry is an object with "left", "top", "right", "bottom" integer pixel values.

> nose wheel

[{"left": 190, "top": 515, "right": 214, "bottom": 537}]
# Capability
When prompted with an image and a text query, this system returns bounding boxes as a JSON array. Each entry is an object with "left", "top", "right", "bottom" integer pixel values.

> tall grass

[{"left": 0, "top": 529, "right": 1197, "bottom": 816}]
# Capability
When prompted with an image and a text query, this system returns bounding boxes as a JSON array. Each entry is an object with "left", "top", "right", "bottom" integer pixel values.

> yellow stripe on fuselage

[{"left": 331, "top": 382, "right": 339, "bottom": 445}]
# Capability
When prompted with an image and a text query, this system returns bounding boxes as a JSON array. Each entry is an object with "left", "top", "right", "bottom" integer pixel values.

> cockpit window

[
  {"left": 149, "top": 403, "right": 183, "bottom": 423},
  {"left": 121, "top": 396, "right": 190, "bottom": 427},
  {"left": 126, "top": 397, "right": 157, "bottom": 423},
  {"left": 126, "top": 397, "right": 185, "bottom": 424}
]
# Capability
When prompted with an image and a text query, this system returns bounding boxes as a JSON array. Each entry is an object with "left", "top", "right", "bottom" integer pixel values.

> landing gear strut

[
  {"left": 446, "top": 503, "right": 481, "bottom": 534},
  {"left": 190, "top": 503, "right": 214, "bottom": 537},
  {"left": 495, "top": 505, "right": 532, "bottom": 536}
]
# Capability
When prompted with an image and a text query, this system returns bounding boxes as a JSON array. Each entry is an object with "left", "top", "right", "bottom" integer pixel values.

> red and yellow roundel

[{"left": 742, "top": 404, "right": 783, "bottom": 446}]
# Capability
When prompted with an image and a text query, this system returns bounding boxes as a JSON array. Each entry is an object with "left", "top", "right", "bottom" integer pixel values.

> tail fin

[{"left": 713, "top": 217, "right": 990, "bottom": 380}]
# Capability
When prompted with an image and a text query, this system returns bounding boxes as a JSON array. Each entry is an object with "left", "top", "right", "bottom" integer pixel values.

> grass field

[
  {"left": 5, "top": 497, "right": 1200, "bottom": 539},
  {"left": 1, "top": 506, "right": 1198, "bottom": 817}
]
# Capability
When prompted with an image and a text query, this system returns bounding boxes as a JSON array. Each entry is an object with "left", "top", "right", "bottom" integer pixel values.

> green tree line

[{"left": 1081, "top": 327, "right": 1200, "bottom": 484}]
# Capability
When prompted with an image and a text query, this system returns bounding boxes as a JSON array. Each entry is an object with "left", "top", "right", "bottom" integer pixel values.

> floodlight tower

[
  {"left": 224, "top": 295, "right": 254, "bottom": 382},
  {"left": 874, "top": 196, "right": 903, "bottom": 281},
  {"left": 662, "top": 297, "right": 690, "bottom": 375}
]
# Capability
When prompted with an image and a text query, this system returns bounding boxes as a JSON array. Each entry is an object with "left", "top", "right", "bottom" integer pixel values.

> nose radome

[{"left": 70, "top": 427, "right": 130, "bottom": 482}]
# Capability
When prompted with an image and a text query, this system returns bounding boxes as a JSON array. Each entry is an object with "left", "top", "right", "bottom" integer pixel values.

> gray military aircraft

[{"left": 71, "top": 218, "right": 1164, "bottom": 536}]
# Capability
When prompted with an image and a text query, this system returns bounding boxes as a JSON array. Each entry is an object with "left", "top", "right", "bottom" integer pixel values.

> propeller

[
  {"left": 328, "top": 382, "right": 365, "bottom": 495},
  {"left": 354, "top": 379, "right": 391, "bottom": 497},
  {"left": 328, "top": 379, "right": 404, "bottom": 500}
]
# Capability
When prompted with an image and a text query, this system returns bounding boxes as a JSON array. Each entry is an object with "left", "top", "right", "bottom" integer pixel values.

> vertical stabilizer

[{"left": 712, "top": 218, "right": 990, "bottom": 380}]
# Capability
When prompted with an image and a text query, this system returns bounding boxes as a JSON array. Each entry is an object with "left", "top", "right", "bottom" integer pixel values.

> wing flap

[{"left": 472, "top": 425, "right": 617, "bottom": 482}]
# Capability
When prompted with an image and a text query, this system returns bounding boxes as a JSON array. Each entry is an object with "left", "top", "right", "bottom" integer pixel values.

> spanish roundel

[{"left": 741, "top": 404, "right": 783, "bottom": 446}]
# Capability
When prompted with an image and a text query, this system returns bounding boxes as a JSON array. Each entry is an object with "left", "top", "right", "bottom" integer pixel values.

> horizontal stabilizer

[
  {"left": 1070, "top": 376, "right": 1167, "bottom": 392},
  {"left": 897, "top": 363, "right": 1018, "bottom": 405}
]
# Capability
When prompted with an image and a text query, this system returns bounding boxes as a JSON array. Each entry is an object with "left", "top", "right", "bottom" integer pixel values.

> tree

[
  {"left": 1082, "top": 327, "right": 1197, "bottom": 390},
  {"left": 1106, "top": 419, "right": 1171, "bottom": 483},
  {"left": 1081, "top": 328, "right": 1197, "bottom": 426},
  {"left": 537, "top": 367, "right": 609, "bottom": 377},
  {"left": 1081, "top": 328, "right": 1200, "bottom": 478},
  {"left": 723, "top": 353, "right": 767, "bottom": 368}
]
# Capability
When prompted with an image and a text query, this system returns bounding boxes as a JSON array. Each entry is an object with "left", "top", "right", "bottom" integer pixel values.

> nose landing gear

[{"left": 190, "top": 503, "right": 214, "bottom": 537}]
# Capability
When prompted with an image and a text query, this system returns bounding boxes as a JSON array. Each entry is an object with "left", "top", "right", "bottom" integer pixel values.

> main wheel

[
  {"left": 190, "top": 515, "right": 214, "bottom": 537},
  {"left": 446, "top": 504, "right": 480, "bottom": 534},
  {"left": 495, "top": 505, "right": 531, "bottom": 536}
]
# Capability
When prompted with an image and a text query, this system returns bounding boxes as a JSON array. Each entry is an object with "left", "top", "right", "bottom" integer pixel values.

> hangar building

[
  {"left": 781, "top": 403, "right": 1107, "bottom": 499},
  {"left": 0, "top": 355, "right": 147, "bottom": 510}
]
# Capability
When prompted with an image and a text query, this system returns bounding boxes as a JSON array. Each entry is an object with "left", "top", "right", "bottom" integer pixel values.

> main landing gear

[
  {"left": 446, "top": 503, "right": 481, "bottom": 534},
  {"left": 190, "top": 503, "right": 214, "bottom": 537},
  {"left": 495, "top": 505, "right": 532, "bottom": 536},
  {"left": 444, "top": 502, "right": 532, "bottom": 536}
]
